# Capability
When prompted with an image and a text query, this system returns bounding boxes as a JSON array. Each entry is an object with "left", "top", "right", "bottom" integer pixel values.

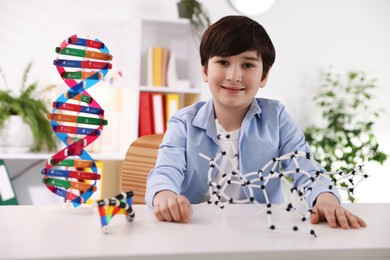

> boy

[{"left": 146, "top": 15, "right": 366, "bottom": 229}]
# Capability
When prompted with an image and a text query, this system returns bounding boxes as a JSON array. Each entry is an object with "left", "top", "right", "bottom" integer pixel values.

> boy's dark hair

[{"left": 200, "top": 15, "right": 275, "bottom": 80}]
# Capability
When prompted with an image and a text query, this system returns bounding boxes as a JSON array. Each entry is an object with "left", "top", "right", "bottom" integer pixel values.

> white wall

[{"left": 1, "top": 0, "right": 389, "bottom": 203}]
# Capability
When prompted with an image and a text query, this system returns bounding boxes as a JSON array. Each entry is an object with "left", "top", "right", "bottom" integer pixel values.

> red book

[
  {"left": 138, "top": 92, "right": 154, "bottom": 137},
  {"left": 151, "top": 93, "right": 166, "bottom": 134}
]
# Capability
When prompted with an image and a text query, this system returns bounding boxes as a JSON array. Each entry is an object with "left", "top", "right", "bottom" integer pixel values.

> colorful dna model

[
  {"left": 96, "top": 191, "right": 135, "bottom": 234},
  {"left": 41, "top": 35, "right": 112, "bottom": 207}
]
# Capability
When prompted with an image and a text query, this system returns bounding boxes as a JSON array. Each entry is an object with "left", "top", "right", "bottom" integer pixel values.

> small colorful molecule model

[
  {"left": 41, "top": 35, "right": 112, "bottom": 207},
  {"left": 96, "top": 191, "right": 135, "bottom": 234}
]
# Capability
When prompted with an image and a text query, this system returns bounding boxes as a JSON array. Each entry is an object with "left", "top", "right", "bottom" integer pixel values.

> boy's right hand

[{"left": 152, "top": 190, "right": 193, "bottom": 223}]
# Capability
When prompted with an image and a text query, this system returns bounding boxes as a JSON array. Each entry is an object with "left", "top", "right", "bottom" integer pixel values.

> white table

[{"left": 0, "top": 203, "right": 389, "bottom": 260}]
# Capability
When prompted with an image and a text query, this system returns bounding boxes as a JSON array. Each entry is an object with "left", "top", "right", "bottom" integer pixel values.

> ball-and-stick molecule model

[
  {"left": 199, "top": 120, "right": 368, "bottom": 237},
  {"left": 96, "top": 191, "right": 135, "bottom": 234},
  {"left": 41, "top": 35, "right": 112, "bottom": 207}
]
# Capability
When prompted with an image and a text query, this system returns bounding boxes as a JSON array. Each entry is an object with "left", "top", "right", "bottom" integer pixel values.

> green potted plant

[
  {"left": 0, "top": 63, "right": 57, "bottom": 152},
  {"left": 304, "top": 68, "right": 388, "bottom": 201},
  {"left": 177, "top": 0, "right": 211, "bottom": 41}
]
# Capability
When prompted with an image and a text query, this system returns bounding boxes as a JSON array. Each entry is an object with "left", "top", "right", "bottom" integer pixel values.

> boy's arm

[
  {"left": 277, "top": 106, "right": 342, "bottom": 205},
  {"left": 145, "top": 115, "right": 188, "bottom": 208},
  {"left": 276, "top": 104, "right": 366, "bottom": 228},
  {"left": 153, "top": 190, "right": 192, "bottom": 223},
  {"left": 310, "top": 192, "right": 367, "bottom": 229}
]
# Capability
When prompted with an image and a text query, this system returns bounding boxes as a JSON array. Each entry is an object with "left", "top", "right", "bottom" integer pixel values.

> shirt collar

[
  {"left": 193, "top": 98, "right": 263, "bottom": 143},
  {"left": 193, "top": 99, "right": 218, "bottom": 143},
  {"left": 242, "top": 98, "right": 262, "bottom": 129}
]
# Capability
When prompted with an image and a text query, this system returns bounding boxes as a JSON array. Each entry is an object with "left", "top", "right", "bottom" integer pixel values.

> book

[
  {"left": 166, "top": 51, "right": 190, "bottom": 89},
  {"left": 152, "top": 47, "right": 163, "bottom": 86},
  {"left": 161, "top": 48, "right": 170, "bottom": 86},
  {"left": 138, "top": 92, "right": 154, "bottom": 137},
  {"left": 0, "top": 160, "right": 18, "bottom": 205},
  {"left": 166, "top": 51, "right": 177, "bottom": 87},
  {"left": 151, "top": 93, "right": 166, "bottom": 134},
  {"left": 146, "top": 47, "right": 153, "bottom": 86},
  {"left": 147, "top": 47, "right": 171, "bottom": 87},
  {"left": 165, "top": 93, "right": 180, "bottom": 126}
]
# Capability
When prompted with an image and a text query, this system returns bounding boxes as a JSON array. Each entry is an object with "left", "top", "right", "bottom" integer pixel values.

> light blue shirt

[{"left": 146, "top": 98, "right": 340, "bottom": 208}]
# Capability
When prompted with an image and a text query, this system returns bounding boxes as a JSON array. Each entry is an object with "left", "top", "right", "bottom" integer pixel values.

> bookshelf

[
  {"left": 117, "top": 17, "right": 204, "bottom": 154},
  {"left": 122, "top": 17, "right": 204, "bottom": 88}
]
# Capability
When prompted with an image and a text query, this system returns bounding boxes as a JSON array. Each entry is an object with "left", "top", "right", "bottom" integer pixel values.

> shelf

[
  {"left": 118, "top": 17, "right": 203, "bottom": 150},
  {"left": 141, "top": 17, "right": 191, "bottom": 26},
  {"left": 0, "top": 152, "right": 125, "bottom": 161},
  {"left": 137, "top": 86, "right": 202, "bottom": 94},
  {"left": 123, "top": 18, "right": 203, "bottom": 89}
]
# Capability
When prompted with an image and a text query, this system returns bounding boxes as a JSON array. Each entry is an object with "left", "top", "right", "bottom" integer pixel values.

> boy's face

[{"left": 202, "top": 50, "right": 269, "bottom": 113}]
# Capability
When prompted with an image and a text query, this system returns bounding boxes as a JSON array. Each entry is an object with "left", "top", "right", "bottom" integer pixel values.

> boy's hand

[
  {"left": 153, "top": 190, "right": 193, "bottom": 223},
  {"left": 310, "top": 192, "right": 367, "bottom": 229}
]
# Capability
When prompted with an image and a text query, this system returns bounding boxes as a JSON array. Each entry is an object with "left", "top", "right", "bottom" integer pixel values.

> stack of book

[
  {"left": 138, "top": 92, "right": 180, "bottom": 136},
  {"left": 147, "top": 47, "right": 171, "bottom": 87}
]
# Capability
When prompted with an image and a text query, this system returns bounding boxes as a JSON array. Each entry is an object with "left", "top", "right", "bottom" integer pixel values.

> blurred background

[{"left": 0, "top": 0, "right": 389, "bottom": 204}]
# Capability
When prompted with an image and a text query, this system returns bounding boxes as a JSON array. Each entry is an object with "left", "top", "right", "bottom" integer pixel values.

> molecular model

[
  {"left": 199, "top": 120, "right": 368, "bottom": 237},
  {"left": 96, "top": 191, "right": 135, "bottom": 234},
  {"left": 41, "top": 35, "right": 112, "bottom": 207}
]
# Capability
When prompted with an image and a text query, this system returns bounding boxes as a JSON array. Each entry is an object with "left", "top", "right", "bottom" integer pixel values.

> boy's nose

[{"left": 226, "top": 67, "right": 242, "bottom": 82}]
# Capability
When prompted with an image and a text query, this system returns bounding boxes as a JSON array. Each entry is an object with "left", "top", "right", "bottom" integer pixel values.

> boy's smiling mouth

[{"left": 222, "top": 86, "right": 245, "bottom": 92}]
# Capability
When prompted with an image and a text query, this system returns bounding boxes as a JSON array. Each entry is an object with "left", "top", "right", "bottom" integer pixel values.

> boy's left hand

[{"left": 310, "top": 192, "right": 367, "bottom": 229}]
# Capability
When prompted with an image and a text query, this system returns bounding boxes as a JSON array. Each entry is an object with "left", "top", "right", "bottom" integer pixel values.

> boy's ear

[
  {"left": 202, "top": 66, "right": 208, "bottom": 82},
  {"left": 259, "top": 68, "right": 271, "bottom": 88}
]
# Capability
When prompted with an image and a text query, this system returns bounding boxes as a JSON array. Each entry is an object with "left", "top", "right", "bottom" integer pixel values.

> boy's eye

[
  {"left": 217, "top": 60, "right": 228, "bottom": 65},
  {"left": 243, "top": 63, "right": 254, "bottom": 69}
]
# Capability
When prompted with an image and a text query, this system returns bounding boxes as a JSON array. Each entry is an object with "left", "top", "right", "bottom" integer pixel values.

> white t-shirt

[{"left": 204, "top": 128, "right": 246, "bottom": 202}]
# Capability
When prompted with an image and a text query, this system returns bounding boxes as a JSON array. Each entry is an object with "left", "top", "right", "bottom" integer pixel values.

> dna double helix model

[{"left": 41, "top": 35, "right": 112, "bottom": 207}]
